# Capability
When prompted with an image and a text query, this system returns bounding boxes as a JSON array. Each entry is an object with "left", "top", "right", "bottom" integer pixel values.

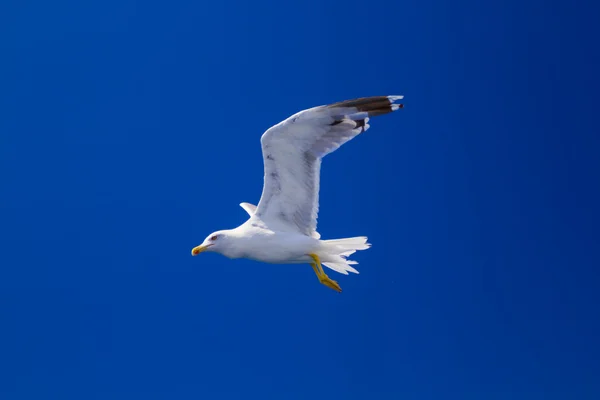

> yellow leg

[{"left": 309, "top": 253, "right": 342, "bottom": 293}]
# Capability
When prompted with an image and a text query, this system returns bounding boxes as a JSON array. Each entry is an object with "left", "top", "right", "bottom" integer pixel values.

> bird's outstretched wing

[{"left": 253, "top": 95, "right": 404, "bottom": 236}]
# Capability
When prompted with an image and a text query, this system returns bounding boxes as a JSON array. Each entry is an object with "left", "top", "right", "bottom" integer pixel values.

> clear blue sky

[{"left": 1, "top": 1, "right": 599, "bottom": 399}]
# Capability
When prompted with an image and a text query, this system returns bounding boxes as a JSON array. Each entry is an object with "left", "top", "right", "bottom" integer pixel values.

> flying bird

[{"left": 192, "top": 95, "right": 404, "bottom": 292}]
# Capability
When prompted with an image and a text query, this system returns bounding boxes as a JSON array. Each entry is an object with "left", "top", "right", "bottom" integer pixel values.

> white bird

[{"left": 192, "top": 95, "right": 404, "bottom": 292}]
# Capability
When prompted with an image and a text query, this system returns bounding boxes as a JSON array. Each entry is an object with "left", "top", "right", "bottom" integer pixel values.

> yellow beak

[{"left": 191, "top": 244, "right": 210, "bottom": 256}]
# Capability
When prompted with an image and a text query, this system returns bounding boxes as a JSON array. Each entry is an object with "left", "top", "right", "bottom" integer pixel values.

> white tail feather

[{"left": 320, "top": 236, "right": 371, "bottom": 275}]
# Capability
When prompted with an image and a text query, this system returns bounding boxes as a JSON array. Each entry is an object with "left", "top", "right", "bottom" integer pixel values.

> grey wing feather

[{"left": 253, "top": 95, "right": 404, "bottom": 236}]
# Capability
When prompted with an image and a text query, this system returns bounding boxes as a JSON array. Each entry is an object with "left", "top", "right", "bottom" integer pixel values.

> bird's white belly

[{"left": 237, "top": 231, "right": 319, "bottom": 264}]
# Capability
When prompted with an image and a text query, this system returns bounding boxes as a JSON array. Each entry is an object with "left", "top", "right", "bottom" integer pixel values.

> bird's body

[
  {"left": 208, "top": 221, "right": 319, "bottom": 264},
  {"left": 192, "top": 95, "right": 404, "bottom": 292}
]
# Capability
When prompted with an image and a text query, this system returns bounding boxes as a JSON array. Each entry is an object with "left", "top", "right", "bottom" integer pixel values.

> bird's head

[{"left": 191, "top": 230, "right": 230, "bottom": 256}]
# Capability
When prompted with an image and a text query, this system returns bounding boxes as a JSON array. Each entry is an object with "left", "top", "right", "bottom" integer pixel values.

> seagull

[{"left": 192, "top": 95, "right": 404, "bottom": 292}]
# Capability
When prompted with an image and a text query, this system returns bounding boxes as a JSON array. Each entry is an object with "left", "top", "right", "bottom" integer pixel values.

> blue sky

[{"left": 1, "top": 1, "right": 599, "bottom": 399}]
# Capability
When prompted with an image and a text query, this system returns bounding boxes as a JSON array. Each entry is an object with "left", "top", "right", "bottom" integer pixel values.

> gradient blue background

[{"left": 1, "top": 1, "right": 599, "bottom": 399}]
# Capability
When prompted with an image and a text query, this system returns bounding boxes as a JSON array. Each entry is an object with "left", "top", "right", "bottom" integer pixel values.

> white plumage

[{"left": 192, "top": 95, "right": 404, "bottom": 292}]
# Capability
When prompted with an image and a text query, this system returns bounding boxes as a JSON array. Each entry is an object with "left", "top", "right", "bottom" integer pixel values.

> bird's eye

[{"left": 210, "top": 235, "right": 219, "bottom": 241}]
